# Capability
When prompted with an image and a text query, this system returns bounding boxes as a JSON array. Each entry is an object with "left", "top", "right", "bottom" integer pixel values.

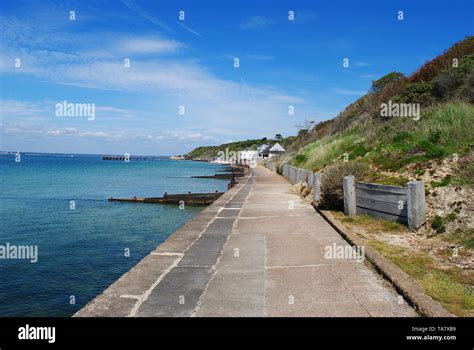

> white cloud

[
  {"left": 0, "top": 12, "right": 315, "bottom": 150},
  {"left": 118, "top": 37, "right": 184, "bottom": 54}
]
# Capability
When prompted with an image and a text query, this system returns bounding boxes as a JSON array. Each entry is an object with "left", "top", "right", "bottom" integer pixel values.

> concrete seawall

[
  {"left": 75, "top": 166, "right": 416, "bottom": 317},
  {"left": 74, "top": 173, "right": 249, "bottom": 317}
]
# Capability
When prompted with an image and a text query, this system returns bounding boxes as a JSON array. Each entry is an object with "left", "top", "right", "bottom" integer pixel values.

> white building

[{"left": 260, "top": 143, "right": 285, "bottom": 159}]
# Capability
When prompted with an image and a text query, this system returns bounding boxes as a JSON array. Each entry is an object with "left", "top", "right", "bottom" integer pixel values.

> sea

[{"left": 0, "top": 153, "right": 228, "bottom": 316}]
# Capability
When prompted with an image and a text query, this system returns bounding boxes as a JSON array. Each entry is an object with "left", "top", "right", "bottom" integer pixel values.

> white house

[{"left": 260, "top": 143, "right": 285, "bottom": 159}]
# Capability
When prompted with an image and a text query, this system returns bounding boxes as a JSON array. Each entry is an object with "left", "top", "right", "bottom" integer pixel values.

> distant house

[{"left": 259, "top": 143, "right": 285, "bottom": 159}]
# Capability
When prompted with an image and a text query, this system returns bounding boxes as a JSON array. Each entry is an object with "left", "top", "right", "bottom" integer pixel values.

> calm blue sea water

[{"left": 0, "top": 153, "right": 228, "bottom": 316}]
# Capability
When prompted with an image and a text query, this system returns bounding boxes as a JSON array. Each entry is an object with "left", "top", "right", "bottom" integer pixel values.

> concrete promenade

[{"left": 76, "top": 165, "right": 416, "bottom": 317}]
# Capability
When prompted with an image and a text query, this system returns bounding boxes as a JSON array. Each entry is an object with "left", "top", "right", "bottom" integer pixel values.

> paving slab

[
  {"left": 195, "top": 234, "right": 266, "bottom": 316},
  {"left": 136, "top": 266, "right": 212, "bottom": 317},
  {"left": 178, "top": 234, "right": 229, "bottom": 267}
]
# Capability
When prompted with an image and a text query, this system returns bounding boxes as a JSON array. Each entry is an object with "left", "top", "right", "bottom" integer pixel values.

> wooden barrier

[
  {"left": 270, "top": 163, "right": 426, "bottom": 230},
  {"left": 343, "top": 176, "right": 426, "bottom": 230}
]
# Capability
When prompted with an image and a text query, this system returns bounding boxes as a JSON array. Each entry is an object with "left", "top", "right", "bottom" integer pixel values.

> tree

[
  {"left": 275, "top": 134, "right": 283, "bottom": 141},
  {"left": 371, "top": 72, "right": 405, "bottom": 93},
  {"left": 295, "top": 119, "right": 315, "bottom": 132}
]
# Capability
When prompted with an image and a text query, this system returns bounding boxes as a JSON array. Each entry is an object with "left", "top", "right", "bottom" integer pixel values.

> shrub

[
  {"left": 457, "top": 71, "right": 474, "bottom": 103},
  {"left": 349, "top": 143, "right": 367, "bottom": 158},
  {"left": 372, "top": 72, "right": 406, "bottom": 93},
  {"left": 393, "top": 82, "right": 434, "bottom": 105},
  {"left": 456, "top": 152, "right": 474, "bottom": 185},
  {"left": 432, "top": 73, "right": 461, "bottom": 99},
  {"left": 294, "top": 154, "right": 308, "bottom": 164},
  {"left": 392, "top": 131, "right": 412, "bottom": 143},
  {"left": 417, "top": 140, "right": 446, "bottom": 159},
  {"left": 431, "top": 175, "right": 453, "bottom": 188},
  {"left": 409, "top": 36, "right": 474, "bottom": 83},
  {"left": 432, "top": 215, "right": 446, "bottom": 234},
  {"left": 320, "top": 161, "right": 368, "bottom": 210}
]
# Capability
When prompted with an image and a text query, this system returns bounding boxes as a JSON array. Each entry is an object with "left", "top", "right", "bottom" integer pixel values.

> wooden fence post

[
  {"left": 313, "top": 173, "right": 321, "bottom": 203},
  {"left": 308, "top": 172, "right": 314, "bottom": 189},
  {"left": 343, "top": 175, "right": 356, "bottom": 216},
  {"left": 407, "top": 181, "right": 426, "bottom": 230}
]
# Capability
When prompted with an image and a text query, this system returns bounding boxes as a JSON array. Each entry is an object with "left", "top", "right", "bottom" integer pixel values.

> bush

[
  {"left": 417, "top": 140, "right": 446, "bottom": 158},
  {"left": 432, "top": 73, "right": 461, "bottom": 99},
  {"left": 457, "top": 71, "right": 474, "bottom": 103},
  {"left": 294, "top": 154, "right": 308, "bottom": 164},
  {"left": 348, "top": 143, "right": 367, "bottom": 158},
  {"left": 432, "top": 215, "right": 446, "bottom": 234},
  {"left": 409, "top": 36, "right": 474, "bottom": 83},
  {"left": 372, "top": 72, "right": 405, "bottom": 93},
  {"left": 393, "top": 82, "right": 434, "bottom": 105},
  {"left": 320, "top": 161, "right": 368, "bottom": 210},
  {"left": 392, "top": 131, "right": 413, "bottom": 143}
]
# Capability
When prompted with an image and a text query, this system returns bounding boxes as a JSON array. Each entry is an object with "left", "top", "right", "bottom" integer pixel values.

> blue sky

[{"left": 0, "top": 0, "right": 472, "bottom": 155}]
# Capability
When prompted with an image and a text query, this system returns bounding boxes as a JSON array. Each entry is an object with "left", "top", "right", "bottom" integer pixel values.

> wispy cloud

[
  {"left": 2, "top": 123, "right": 216, "bottom": 143},
  {"left": 245, "top": 54, "right": 275, "bottom": 60},
  {"left": 0, "top": 9, "right": 314, "bottom": 152},
  {"left": 118, "top": 37, "right": 184, "bottom": 54},
  {"left": 176, "top": 21, "right": 202, "bottom": 37},
  {"left": 239, "top": 16, "right": 274, "bottom": 30},
  {"left": 353, "top": 61, "right": 371, "bottom": 67},
  {"left": 120, "top": 0, "right": 175, "bottom": 34},
  {"left": 0, "top": 100, "right": 138, "bottom": 122}
]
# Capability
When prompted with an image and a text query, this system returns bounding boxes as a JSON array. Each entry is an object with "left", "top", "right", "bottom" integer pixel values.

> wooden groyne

[
  {"left": 192, "top": 173, "right": 244, "bottom": 179},
  {"left": 102, "top": 155, "right": 162, "bottom": 161},
  {"left": 109, "top": 191, "right": 224, "bottom": 206}
]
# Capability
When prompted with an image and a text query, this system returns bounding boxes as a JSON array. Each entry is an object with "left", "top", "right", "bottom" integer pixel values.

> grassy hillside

[{"left": 292, "top": 102, "right": 473, "bottom": 184}]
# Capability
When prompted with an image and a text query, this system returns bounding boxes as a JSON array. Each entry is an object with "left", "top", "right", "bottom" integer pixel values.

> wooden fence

[{"left": 273, "top": 164, "right": 425, "bottom": 230}]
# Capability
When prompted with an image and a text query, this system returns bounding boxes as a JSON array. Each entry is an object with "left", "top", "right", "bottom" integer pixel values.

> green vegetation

[
  {"left": 432, "top": 215, "right": 446, "bottom": 234},
  {"left": 334, "top": 211, "right": 406, "bottom": 233},
  {"left": 371, "top": 72, "right": 405, "bottom": 93},
  {"left": 431, "top": 209, "right": 462, "bottom": 235},
  {"left": 319, "top": 162, "right": 367, "bottom": 210},
  {"left": 291, "top": 101, "right": 474, "bottom": 175},
  {"left": 431, "top": 175, "right": 453, "bottom": 188},
  {"left": 186, "top": 137, "right": 295, "bottom": 160},
  {"left": 368, "top": 240, "right": 474, "bottom": 316},
  {"left": 285, "top": 37, "right": 473, "bottom": 178},
  {"left": 185, "top": 139, "right": 264, "bottom": 160},
  {"left": 445, "top": 228, "right": 474, "bottom": 250}
]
